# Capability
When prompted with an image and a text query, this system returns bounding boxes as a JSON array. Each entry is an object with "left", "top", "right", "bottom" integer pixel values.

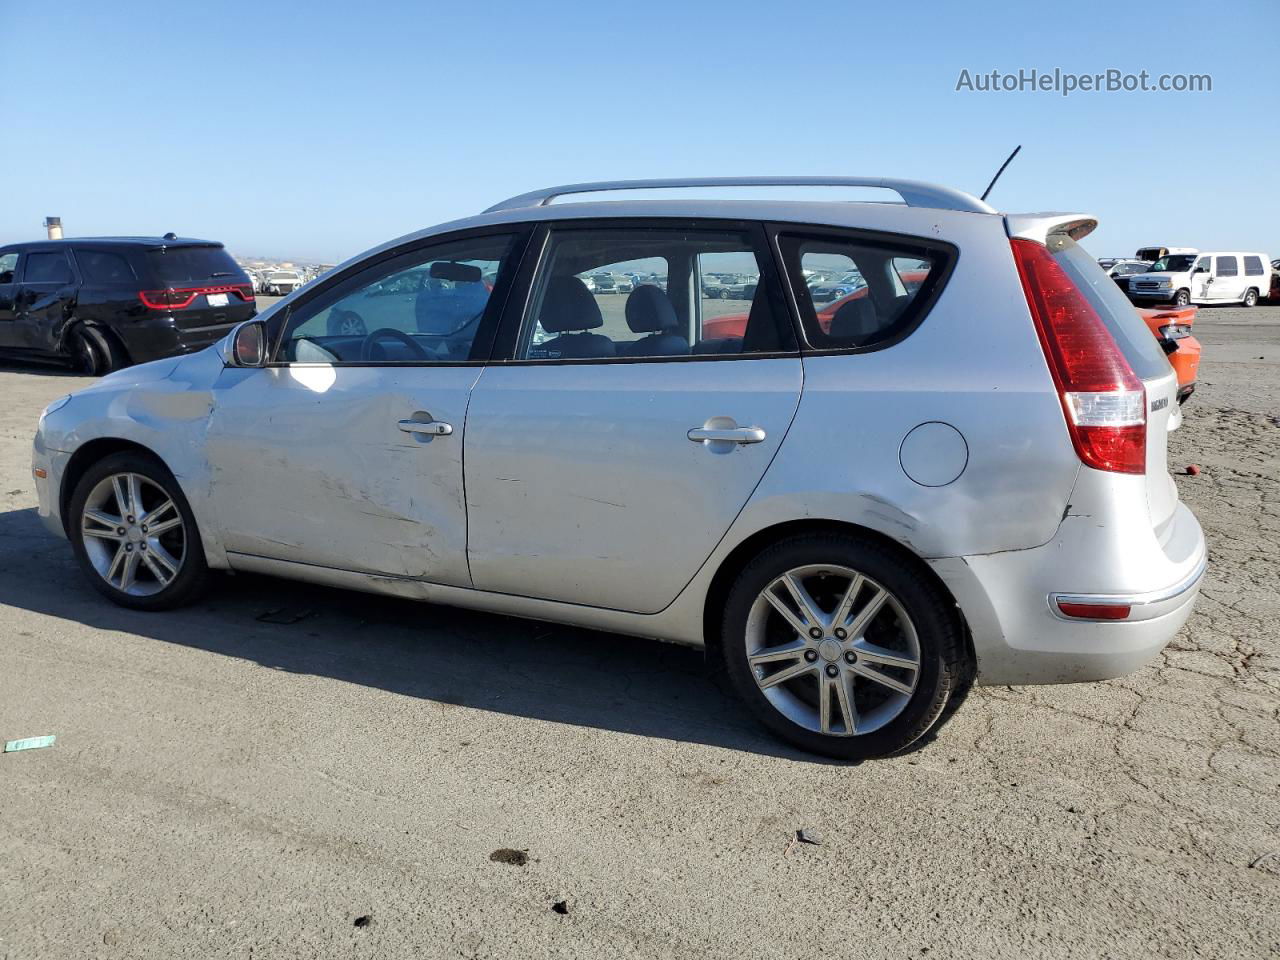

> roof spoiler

[{"left": 1005, "top": 213, "right": 1098, "bottom": 244}]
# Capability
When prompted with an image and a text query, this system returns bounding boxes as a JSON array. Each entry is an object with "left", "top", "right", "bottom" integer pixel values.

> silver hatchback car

[{"left": 32, "top": 177, "right": 1206, "bottom": 759}]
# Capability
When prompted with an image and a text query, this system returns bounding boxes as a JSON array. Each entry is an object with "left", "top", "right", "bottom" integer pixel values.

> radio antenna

[{"left": 980, "top": 145, "right": 1022, "bottom": 202}]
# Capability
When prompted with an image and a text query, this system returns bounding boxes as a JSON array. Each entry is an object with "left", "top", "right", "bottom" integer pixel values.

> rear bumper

[
  {"left": 929, "top": 497, "right": 1206, "bottom": 686},
  {"left": 115, "top": 316, "right": 240, "bottom": 364}
]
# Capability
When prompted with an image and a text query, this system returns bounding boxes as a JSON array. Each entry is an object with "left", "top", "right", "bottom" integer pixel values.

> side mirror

[{"left": 230, "top": 320, "right": 268, "bottom": 367}]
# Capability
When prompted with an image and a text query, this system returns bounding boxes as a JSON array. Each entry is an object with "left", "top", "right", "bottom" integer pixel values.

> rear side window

[
  {"left": 777, "top": 231, "right": 953, "bottom": 350},
  {"left": 144, "top": 246, "right": 243, "bottom": 285},
  {"left": 1047, "top": 235, "right": 1171, "bottom": 382},
  {"left": 1215, "top": 256, "right": 1238, "bottom": 277},
  {"left": 1243, "top": 255, "right": 1265, "bottom": 277},
  {"left": 23, "top": 251, "right": 73, "bottom": 284},
  {"left": 75, "top": 249, "right": 136, "bottom": 284},
  {"left": 0, "top": 252, "right": 16, "bottom": 283}
]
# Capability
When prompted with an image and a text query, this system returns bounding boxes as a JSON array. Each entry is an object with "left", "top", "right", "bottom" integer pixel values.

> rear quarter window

[
  {"left": 75, "top": 249, "right": 137, "bottom": 284},
  {"left": 1048, "top": 235, "right": 1171, "bottom": 382},
  {"left": 1243, "top": 255, "right": 1265, "bottom": 277},
  {"left": 776, "top": 230, "right": 955, "bottom": 351}
]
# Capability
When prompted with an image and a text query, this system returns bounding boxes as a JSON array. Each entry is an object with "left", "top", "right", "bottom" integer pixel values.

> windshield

[{"left": 1149, "top": 255, "right": 1196, "bottom": 272}]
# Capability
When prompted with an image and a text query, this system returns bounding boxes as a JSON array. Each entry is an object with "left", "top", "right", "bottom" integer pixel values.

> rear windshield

[
  {"left": 1050, "top": 235, "right": 1172, "bottom": 382},
  {"left": 144, "top": 246, "right": 244, "bottom": 285}
]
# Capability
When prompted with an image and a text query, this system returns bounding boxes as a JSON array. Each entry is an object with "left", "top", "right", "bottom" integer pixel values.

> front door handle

[
  {"left": 398, "top": 418, "right": 453, "bottom": 436},
  {"left": 688, "top": 417, "right": 766, "bottom": 446}
]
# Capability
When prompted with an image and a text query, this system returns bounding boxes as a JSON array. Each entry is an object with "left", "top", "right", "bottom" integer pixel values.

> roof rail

[{"left": 484, "top": 177, "right": 996, "bottom": 215}]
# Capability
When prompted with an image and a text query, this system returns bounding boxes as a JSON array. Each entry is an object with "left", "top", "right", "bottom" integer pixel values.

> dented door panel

[{"left": 205, "top": 363, "right": 479, "bottom": 586}]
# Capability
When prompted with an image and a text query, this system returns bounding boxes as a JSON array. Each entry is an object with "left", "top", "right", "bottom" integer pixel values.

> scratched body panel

[{"left": 204, "top": 363, "right": 480, "bottom": 586}]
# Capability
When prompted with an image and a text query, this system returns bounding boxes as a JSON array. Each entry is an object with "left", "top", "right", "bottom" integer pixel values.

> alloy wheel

[
  {"left": 79, "top": 472, "right": 186, "bottom": 597},
  {"left": 743, "top": 564, "right": 921, "bottom": 736}
]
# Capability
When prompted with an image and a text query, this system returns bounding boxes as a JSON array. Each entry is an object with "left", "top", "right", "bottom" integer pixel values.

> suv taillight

[
  {"left": 139, "top": 283, "right": 255, "bottom": 310},
  {"left": 1010, "top": 238, "right": 1146, "bottom": 475}
]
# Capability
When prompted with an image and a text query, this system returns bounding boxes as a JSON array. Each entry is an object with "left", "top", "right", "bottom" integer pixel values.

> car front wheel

[
  {"left": 67, "top": 451, "right": 210, "bottom": 610},
  {"left": 718, "top": 534, "right": 971, "bottom": 759},
  {"left": 1174, "top": 288, "right": 1191, "bottom": 307}
]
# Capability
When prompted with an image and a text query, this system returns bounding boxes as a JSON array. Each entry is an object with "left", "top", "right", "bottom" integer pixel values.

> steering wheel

[{"left": 360, "top": 327, "right": 432, "bottom": 361}]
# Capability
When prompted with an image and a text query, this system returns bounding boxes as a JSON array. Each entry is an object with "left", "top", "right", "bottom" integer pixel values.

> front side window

[
  {"left": 1215, "top": 256, "right": 1239, "bottom": 277},
  {"left": 1243, "top": 255, "right": 1265, "bottom": 277},
  {"left": 515, "top": 226, "right": 791, "bottom": 360},
  {"left": 778, "top": 232, "right": 951, "bottom": 350},
  {"left": 23, "top": 251, "right": 73, "bottom": 284},
  {"left": 278, "top": 233, "right": 518, "bottom": 363},
  {"left": 0, "top": 252, "right": 16, "bottom": 284}
]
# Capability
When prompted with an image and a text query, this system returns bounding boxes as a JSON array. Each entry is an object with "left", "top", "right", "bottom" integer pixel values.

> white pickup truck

[{"left": 1127, "top": 251, "right": 1272, "bottom": 308}]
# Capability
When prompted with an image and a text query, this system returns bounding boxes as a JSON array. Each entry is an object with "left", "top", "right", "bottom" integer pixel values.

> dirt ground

[{"left": 0, "top": 307, "right": 1276, "bottom": 959}]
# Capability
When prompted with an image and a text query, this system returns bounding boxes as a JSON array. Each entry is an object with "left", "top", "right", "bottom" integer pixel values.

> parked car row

[{"left": 1100, "top": 246, "right": 1274, "bottom": 308}]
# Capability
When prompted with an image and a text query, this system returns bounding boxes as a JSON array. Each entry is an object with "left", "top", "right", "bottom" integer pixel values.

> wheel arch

[
  {"left": 59, "top": 438, "right": 169, "bottom": 535},
  {"left": 700, "top": 519, "right": 974, "bottom": 667},
  {"left": 58, "top": 320, "right": 132, "bottom": 370}
]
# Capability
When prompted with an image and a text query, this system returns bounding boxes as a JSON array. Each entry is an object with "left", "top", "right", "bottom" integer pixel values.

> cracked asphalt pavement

[{"left": 1, "top": 307, "right": 1277, "bottom": 958}]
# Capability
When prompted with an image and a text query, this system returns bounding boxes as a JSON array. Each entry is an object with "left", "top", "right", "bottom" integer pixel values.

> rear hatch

[
  {"left": 135, "top": 244, "right": 255, "bottom": 330},
  {"left": 1009, "top": 217, "right": 1180, "bottom": 534}
]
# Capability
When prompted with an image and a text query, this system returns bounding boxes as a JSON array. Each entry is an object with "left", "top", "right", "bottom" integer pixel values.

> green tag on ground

[{"left": 4, "top": 735, "right": 56, "bottom": 753}]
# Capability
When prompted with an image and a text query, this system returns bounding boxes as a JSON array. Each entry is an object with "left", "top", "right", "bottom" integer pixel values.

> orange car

[
  {"left": 1137, "top": 305, "right": 1200, "bottom": 403},
  {"left": 703, "top": 270, "right": 930, "bottom": 340},
  {"left": 704, "top": 275, "right": 1200, "bottom": 403}
]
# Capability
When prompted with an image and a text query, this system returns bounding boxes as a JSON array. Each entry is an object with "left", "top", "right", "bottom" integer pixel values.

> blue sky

[{"left": 4, "top": 0, "right": 1276, "bottom": 262}]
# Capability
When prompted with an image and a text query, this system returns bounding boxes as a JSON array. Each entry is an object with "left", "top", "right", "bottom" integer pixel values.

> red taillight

[
  {"left": 140, "top": 283, "right": 255, "bottom": 310},
  {"left": 1057, "top": 600, "right": 1132, "bottom": 620},
  {"left": 1010, "top": 238, "right": 1146, "bottom": 475}
]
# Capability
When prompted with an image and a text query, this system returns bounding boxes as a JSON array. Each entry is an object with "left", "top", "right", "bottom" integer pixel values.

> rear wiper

[{"left": 210, "top": 271, "right": 237, "bottom": 277}]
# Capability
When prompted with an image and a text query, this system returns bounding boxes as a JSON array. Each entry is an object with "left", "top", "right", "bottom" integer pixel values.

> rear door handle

[
  {"left": 398, "top": 418, "right": 453, "bottom": 436},
  {"left": 687, "top": 420, "right": 766, "bottom": 445}
]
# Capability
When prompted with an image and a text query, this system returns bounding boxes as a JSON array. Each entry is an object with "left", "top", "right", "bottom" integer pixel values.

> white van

[{"left": 1128, "top": 251, "right": 1271, "bottom": 307}]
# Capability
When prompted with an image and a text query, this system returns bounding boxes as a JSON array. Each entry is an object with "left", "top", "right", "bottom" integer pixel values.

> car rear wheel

[
  {"left": 718, "top": 534, "right": 970, "bottom": 759},
  {"left": 1173, "top": 288, "right": 1191, "bottom": 307},
  {"left": 67, "top": 451, "right": 210, "bottom": 610},
  {"left": 1242, "top": 288, "right": 1258, "bottom": 308},
  {"left": 69, "top": 326, "right": 122, "bottom": 376}
]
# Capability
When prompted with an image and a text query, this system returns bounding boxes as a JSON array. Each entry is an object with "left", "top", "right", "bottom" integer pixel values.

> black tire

[
  {"left": 718, "top": 533, "right": 971, "bottom": 760},
  {"left": 327, "top": 309, "right": 367, "bottom": 337},
  {"left": 1173, "top": 288, "right": 1191, "bottom": 307},
  {"left": 69, "top": 325, "right": 122, "bottom": 376},
  {"left": 67, "top": 451, "right": 210, "bottom": 611},
  {"left": 1242, "top": 288, "right": 1258, "bottom": 308}
]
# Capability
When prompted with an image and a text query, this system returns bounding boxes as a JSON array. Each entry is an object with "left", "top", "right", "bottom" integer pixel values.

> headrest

[
  {"left": 828, "top": 296, "right": 879, "bottom": 340},
  {"left": 539, "top": 276, "right": 603, "bottom": 333},
  {"left": 624, "top": 285, "right": 678, "bottom": 333}
]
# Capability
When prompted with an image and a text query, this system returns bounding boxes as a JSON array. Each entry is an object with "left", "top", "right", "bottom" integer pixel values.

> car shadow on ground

[
  {"left": 0, "top": 506, "right": 836, "bottom": 762},
  {"left": 0, "top": 359, "right": 84, "bottom": 378}
]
